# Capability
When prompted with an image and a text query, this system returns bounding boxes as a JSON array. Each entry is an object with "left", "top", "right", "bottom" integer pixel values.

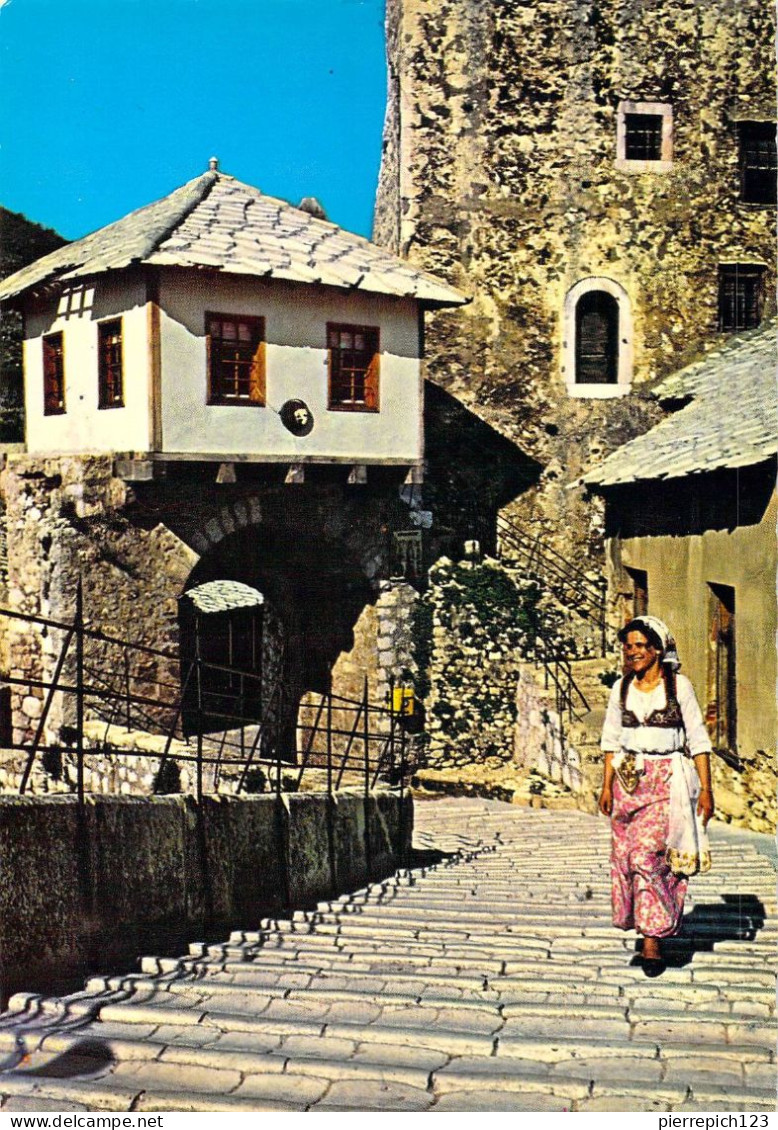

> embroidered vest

[{"left": 619, "top": 669, "right": 684, "bottom": 729}]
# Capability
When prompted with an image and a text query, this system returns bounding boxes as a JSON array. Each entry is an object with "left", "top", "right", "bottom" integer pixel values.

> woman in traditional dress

[{"left": 599, "top": 616, "right": 714, "bottom": 973}]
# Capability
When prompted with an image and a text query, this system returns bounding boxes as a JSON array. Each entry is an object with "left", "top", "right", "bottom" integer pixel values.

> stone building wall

[
  {"left": 413, "top": 556, "right": 565, "bottom": 769},
  {"left": 0, "top": 454, "right": 191, "bottom": 746},
  {"left": 374, "top": 0, "right": 776, "bottom": 557}
]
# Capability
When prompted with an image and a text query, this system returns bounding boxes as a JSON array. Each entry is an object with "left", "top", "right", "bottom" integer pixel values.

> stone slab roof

[
  {"left": 185, "top": 579, "right": 265, "bottom": 615},
  {"left": 0, "top": 169, "right": 466, "bottom": 309},
  {"left": 584, "top": 321, "right": 777, "bottom": 487}
]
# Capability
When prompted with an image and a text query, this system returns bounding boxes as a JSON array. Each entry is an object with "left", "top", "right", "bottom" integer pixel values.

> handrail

[
  {"left": 534, "top": 631, "right": 590, "bottom": 722},
  {"left": 496, "top": 514, "right": 606, "bottom": 608},
  {"left": 495, "top": 514, "right": 616, "bottom": 656}
]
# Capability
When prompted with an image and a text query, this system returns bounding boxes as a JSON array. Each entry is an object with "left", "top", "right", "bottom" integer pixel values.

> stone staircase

[{"left": 0, "top": 798, "right": 773, "bottom": 1112}]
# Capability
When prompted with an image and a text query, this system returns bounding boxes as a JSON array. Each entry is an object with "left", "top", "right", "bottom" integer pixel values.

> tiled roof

[
  {"left": 584, "top": 321, "right": 777, "bottom": 487},
  {"left": 186, "top": 580, "right": 265, "bottom": 615},
  {"left": 0, "top": 170, "right": 467, "bottom": 309}
]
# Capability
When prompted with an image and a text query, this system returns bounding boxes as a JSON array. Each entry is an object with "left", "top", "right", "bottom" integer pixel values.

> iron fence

[{"left": 0, "top": 581, "right": 415, "bottom": 805}]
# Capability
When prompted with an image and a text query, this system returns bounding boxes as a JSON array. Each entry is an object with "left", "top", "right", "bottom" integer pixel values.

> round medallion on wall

[{"left": 280, "top": 399, "right": 315, "bottom": 436}]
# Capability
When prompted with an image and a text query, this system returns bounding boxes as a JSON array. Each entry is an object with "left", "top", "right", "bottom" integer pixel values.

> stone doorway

[{"left": 178, "top": 580, "right": 265, "bottom": 737}]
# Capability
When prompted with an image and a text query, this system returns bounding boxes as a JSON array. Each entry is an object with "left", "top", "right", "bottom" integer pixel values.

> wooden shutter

[
  {"left": 249, "top": 335, "right": 266, "bottom": 404},
  {"left": 364, "top": 332, "right": 380, "bottom": 410}
]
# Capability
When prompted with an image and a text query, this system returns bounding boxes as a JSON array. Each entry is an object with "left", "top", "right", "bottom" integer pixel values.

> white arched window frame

[{"left": 562, "top": 276, "right": 634, "bottom": 399}]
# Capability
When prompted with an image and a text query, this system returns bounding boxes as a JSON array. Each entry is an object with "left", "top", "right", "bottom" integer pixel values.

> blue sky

[{"left": 0, "top": 0, "right": 387, "bottom": 240}]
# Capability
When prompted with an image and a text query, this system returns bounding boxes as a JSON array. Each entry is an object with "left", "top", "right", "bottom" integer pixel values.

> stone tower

[{"left": 374, "top": 0, "right": 776, "bottom": 555}]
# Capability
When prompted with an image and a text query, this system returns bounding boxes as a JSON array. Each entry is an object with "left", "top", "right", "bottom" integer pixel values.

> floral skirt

[{"left": 611, "top": 758, "right": 687, "bottom": 938}]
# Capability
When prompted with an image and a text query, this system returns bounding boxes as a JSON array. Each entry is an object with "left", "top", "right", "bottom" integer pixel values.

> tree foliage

[{"left": 0, "top": 207, "right": 68, "bottom": 438}]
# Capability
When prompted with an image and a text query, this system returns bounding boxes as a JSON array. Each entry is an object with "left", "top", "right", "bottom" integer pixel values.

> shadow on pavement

[
  {"left": 633, "top": 893, "right": 767, "bottom": 969},
  {"left": 14, "top": 1038, "right": 115, "bottom": 1079}
]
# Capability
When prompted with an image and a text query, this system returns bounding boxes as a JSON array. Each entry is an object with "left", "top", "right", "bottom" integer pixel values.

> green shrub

[
  {"left": 242, "top": 767, "right": 267, "bottom": 793},
  {"left": 153, "top": 759, "right": 181, "bottom": 794}
]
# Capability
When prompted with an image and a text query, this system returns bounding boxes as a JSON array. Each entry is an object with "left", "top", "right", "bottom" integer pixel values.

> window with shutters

[
  {"left": 739, "top": 122, "right": 777, "bottom": 205},
  {"left": 206, "top": 313, "right": 266, "bottom": 405},
  {"left": 327, "top": 323, "right": 380, "bottom": 411},
  {"left": 718, "top": 265, "right": 765, "bottom": 332},
  {"left": 42, "top": 332, "right": 66, "bottom": 415},
  {"left": 98, "top": 319, "right": 124, "bottom": 409},
  {"left": 575, "top": 291, "right": 618, "bottom": 384},
  {"left": 616, "top": 101, "right": 673, "bottom": 171}
]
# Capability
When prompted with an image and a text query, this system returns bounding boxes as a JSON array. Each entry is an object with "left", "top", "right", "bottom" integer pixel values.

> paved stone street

[{"left": 0, "top": 798, "right": 774, "bottom": 1112}]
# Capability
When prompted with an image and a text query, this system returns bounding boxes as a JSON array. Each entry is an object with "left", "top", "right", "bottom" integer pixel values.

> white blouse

[{"left": 600, "top": 673, "right": 713, "bottom": 756}]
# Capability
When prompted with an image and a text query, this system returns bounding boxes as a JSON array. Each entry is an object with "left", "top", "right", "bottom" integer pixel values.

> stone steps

[
  {"left": 1, "top": 1005, "right": 773, "bottom": 1114},
  {"left": 0, "top": 799, "right": 773, "bottom": 1112},
  {"left": 3, "top": 996, "right": 774, "bottom": 1112},
  {"left": 137, "top": 953, "right": 776, "bottom": 1001},
  {"left": 84, "top": 967, "right": 775, "bottom": 1020}
]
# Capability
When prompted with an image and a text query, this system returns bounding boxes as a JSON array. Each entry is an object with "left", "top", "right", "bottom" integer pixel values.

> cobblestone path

[{"left": 0, "top": 799, "right": 774, "bottom": 1112}]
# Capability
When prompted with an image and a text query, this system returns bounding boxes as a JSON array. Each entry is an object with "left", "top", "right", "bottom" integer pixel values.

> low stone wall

[
  {"left": 513, "top": 663, "right": 584, "bottom": 793},
  {"left": 0, "top": 789, "right": 412, "bottom": 1005},
  {"left": 710, "top": 754, "right": 776, "bottom": 836}
]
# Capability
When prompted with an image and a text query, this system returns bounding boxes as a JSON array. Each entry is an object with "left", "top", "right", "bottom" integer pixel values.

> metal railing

[
  {"left": 496, "top": 513, "right": 614, "bottom": 656},
  {"left": 533, "top": 631, "right": 590, "bottom": 748},
  {"left": 0, "top": 583, "right": 414, "bottom": 805}
]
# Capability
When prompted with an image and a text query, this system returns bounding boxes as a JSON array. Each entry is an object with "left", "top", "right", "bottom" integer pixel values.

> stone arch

[
  {"left": 562, "top": 276, "right": 633, "bottom": 398},
  {"left": 186, "top": 497, "right": 264, "bottom": 557}
]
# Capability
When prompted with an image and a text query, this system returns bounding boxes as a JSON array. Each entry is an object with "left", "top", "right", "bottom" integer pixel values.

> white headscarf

[{"left": 622, "top": 615, "right": 682, "bottom": 671}]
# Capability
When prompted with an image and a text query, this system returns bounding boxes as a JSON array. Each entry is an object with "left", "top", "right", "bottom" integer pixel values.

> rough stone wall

[
  {"left": 330, "top": 579, "right": 419, "bottom": 709},
  {"left": 416, "top": 557, "right": 547, "bottom": 768},
  {"left": 0, "top": 454, "right": 425, "bottom": 759},
  {"left": 710, "top": 754, "right": 776, "bottom": 836},
  {"left": 375, "top": 0, "right": 776, "bottom": 557},
  {"left": 0, "top": 454, "right": 193, "bottom": 745}
]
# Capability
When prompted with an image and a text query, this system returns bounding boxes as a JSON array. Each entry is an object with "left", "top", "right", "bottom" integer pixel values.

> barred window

[
  {"left": 206, "top": 314, "right": 265, "bottom": 405},
  {"left": 739, "top": 122, "right": 777, "bottom": 205},
  {"left": 718, "top": 265, "right": 765, "bottom": 332},
  {"left": 327, "top": 324, "right": 380, "bottom": 411},
  {"left": 624, "top": 114, "right": 663, "bottom": 161},
  {"left": 616, "top": 101, "right": 672, "bottom": 169},
  {"left": 42, "top": 332, "right": 66, "bottom": 415},
  {"left": 98, "top": 319, "right": 123, "bottom": 409}
]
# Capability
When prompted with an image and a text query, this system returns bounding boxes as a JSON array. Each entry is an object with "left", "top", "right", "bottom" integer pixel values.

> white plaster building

[{"left": 0, "top": 163, "right": 465, "bottom": 476}]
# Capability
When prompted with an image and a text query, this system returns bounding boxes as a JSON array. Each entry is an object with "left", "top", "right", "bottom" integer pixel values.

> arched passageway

[{"left": 178, "top": 522, "right": 376, "bottom": 758}]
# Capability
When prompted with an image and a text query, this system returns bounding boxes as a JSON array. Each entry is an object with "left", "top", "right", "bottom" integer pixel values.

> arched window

[
  {"left": 563, "top": 277, "right": 633, "bottom": 398},
  {"left": 576, "top": 291, "right": 619, "bottom": 384}
]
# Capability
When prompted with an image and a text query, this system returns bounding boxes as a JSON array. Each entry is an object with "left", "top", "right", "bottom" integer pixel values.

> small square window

[
  {"left": 739, "top": 122, "right": 777, "bottom": 205},
  {"left": 98, "top": 319, "right": 123, "bottom": 409},
  {"left": 327, "top": 323, "right": 380, "bottom": 411},
  {"left": 616, "top": 101, "right": 672, "bottom": 170},
  {"left": 718, "top": 265, "right": 765, "bottom": 332},
  {"left": 206, "top": 313, "right": 265, "bottom": 405},
  {"left": 42, "top": 332, "right": 66, "bottom": 415}
]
